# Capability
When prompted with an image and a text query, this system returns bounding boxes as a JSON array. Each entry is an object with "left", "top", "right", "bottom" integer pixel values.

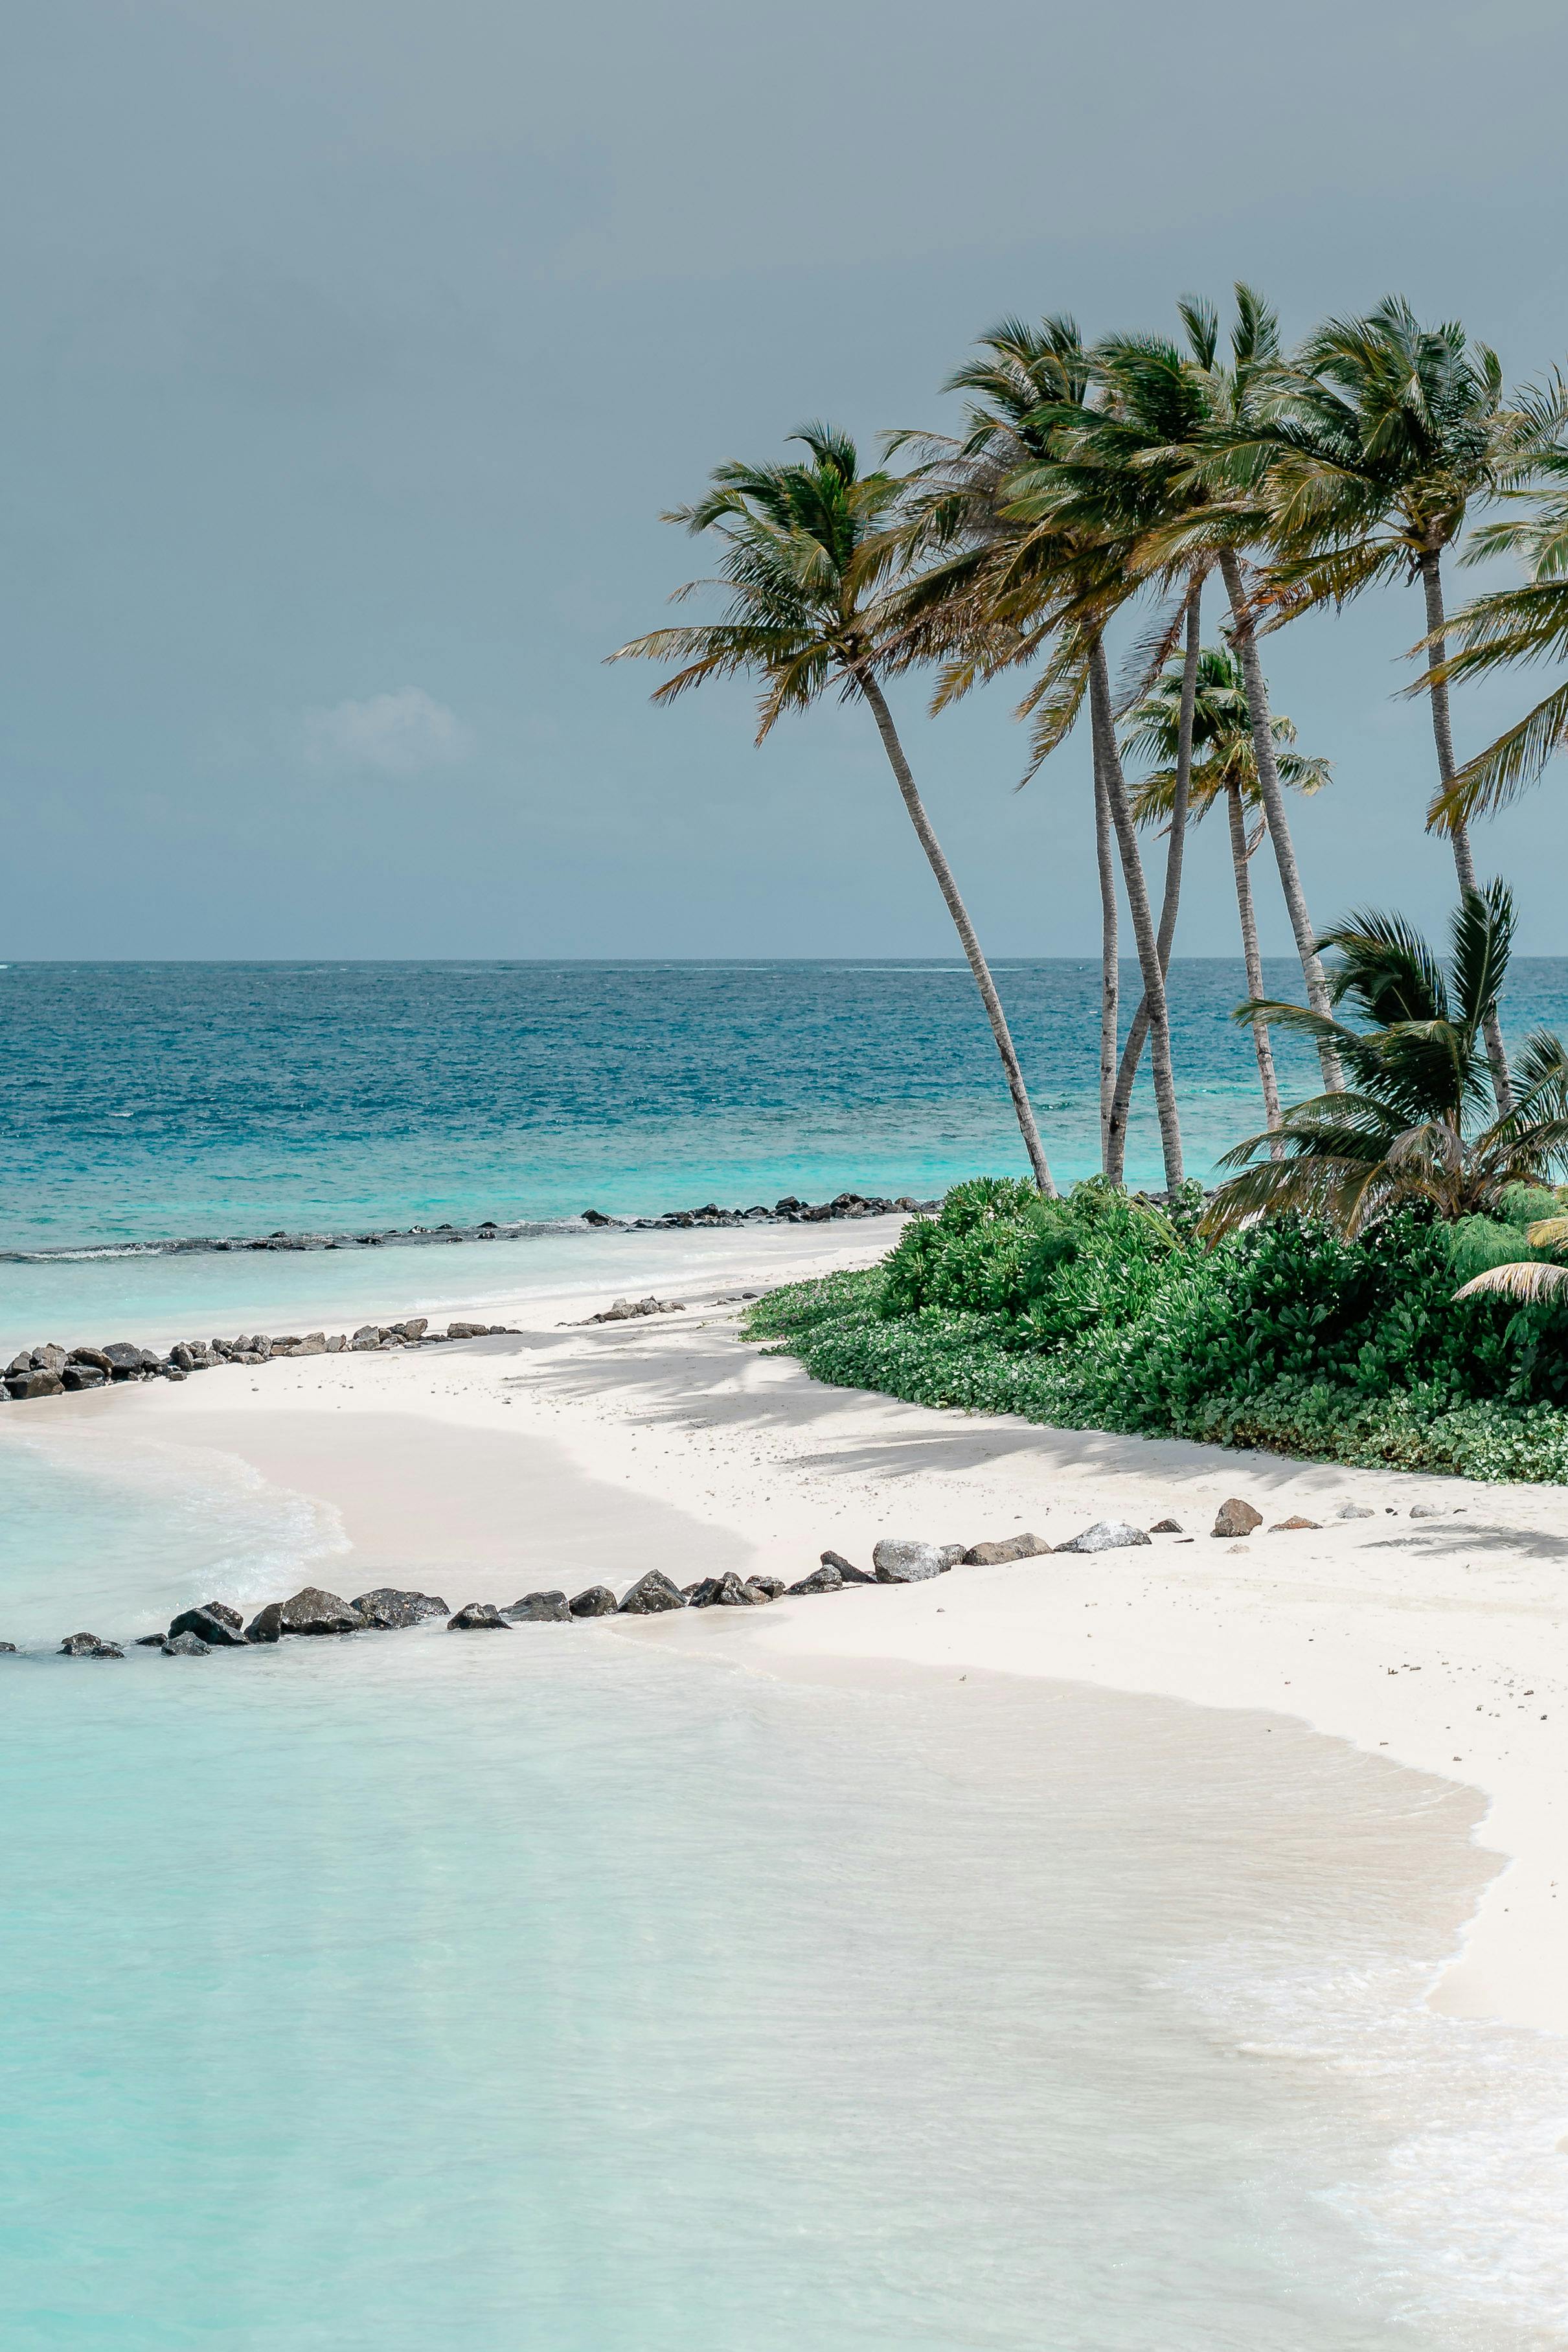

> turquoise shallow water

[{"left": 2, "top": 1428, "right": 1567, "bottom": 2349}]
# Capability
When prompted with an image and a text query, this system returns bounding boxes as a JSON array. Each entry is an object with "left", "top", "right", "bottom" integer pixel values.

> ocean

[{"left": 4, "top": 959, "right": 1568, "bottom": 2347}]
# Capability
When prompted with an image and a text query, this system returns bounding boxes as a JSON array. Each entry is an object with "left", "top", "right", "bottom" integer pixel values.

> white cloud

[{"left": 302, "top": 687, "right": 473, "bottom": 779}]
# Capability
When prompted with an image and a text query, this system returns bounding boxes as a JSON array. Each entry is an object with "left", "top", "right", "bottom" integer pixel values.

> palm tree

[
  {"left": 885, "top": 317, "right": 1187, "bottom": 1191},
  {"left": 1124, "top": 645, "right": 1330, "bottom": 1135},
  {"left": 1260, "top": 297, "right": 1551, "bottom": 1110},
  {"left": 1201, "top": 883, "right": 1568, "bottom": 1239},
  {"left": 609, "top": 424, "right": 1056, "bottom": 1194}
]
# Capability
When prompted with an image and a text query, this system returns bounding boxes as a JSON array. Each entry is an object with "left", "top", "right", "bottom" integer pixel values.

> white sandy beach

[{"left": 34, "top": 1215, "right": 1568, "bottom": 2040}]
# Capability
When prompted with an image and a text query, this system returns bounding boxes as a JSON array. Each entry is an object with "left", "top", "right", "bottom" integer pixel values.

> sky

[{"left": 5, "top": 0, "right": 1568, "bottom": 959}]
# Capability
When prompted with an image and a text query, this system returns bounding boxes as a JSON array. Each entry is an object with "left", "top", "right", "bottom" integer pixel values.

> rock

[
  {"left": 350, "top": 1588, "right": 449, "bottom": 1628},
  {"left": 162, "top": 1631, "right": 210, "bottom": 1656},
  {"left": 1336, "top": 1503, "right": 1375, "bottom": 1520},
  {"left": 325, "top": 1334, "right": 347, "bottom": 1353},
  {"left": 167, "top": 1605, "right": 251, "bottom": 1648},
  {"left": 617, "top": 1570, "right": 687, "bottom": 1616},
  {"left": 59, "top": 1632, "right": 123, "bottom": 1657},
  {"left": 61, "top": 1364, "right": 107, "bottom": 1391},
  {"left": 1148, "top": 1518, "right": 1183, "bottom": 1535},
  {"left": 448, "top": 1603, "right": 510, "bottom": 1630},
  {"left": 1409, "top": 1503, "right": 1447, "bottom": 1519},
  {"left": 1269, "top": 1515, "right": 1321, "bottom": 1531},
  {"left": 821, "top": 1549, "right": 876, "bottom": 1584},
  {"left": 1053, "top": 1521, "right": 1152, "bottom": 1553},
  {"left": 687, "top": 1571, "right": 765, "bottom": 1608},
  {"left": 961, "top": 1533, "right": 1050, "bottom": 1565},
  {"left": 135, "top": 1633, "right": 167, "bottom": 1646},
  {"left": 34, "top": 1343, "right": 68, "bottom": 1374},
  {"left": 7, "top": 1368, "right": 63, "bottom": 1399},
  {"left": 872, "top": 1539, "right": 965, "bottom": 1583},
  {"left": 68, "top": 1346, "right": 114, "bottom": 1373},
  {"left": 398, "top": 1318, "right": 429, "bottom": 1342},
  {"left": 0, "top": 1641, "right": 15, "bottom": 1652},
  {"left": 244, "top": 1602, "right": 285, "bottom": 1643},
  {"left": 788, "top": 1563, "right": 844, "bottom": 1594},
  {"left": 581, "top": 1208, "right": 615, "bottom": 1226},
  {"left": 5, "top": 1351, "right": 31, "bottom": 1376},
  {"left": 165, "top": 1366, "right": 188, "bottom": 1382},
  {"left": 170, "top": 1343, "right": 198, "bottom": 1371},
  {"left": 446, "top": 1320, "right": 490, "bottom": 1340},
  {"left": 569, "top": 1583, "right": 619, "bottom": 1617},
  {"left": 251, "top": 1336, "right": 273, "bottom": 1360},
  {"left": 276, "top": 1586, "right": 365, "bottom": 1635},
  {"left": 506, "top": 1590, "right": 573, "bottom": 1622},
  {"left": 1212, "top": 1498, "right": 1264, "bottom": 1538},
  {"left": 296, "top": 1333, "right": 327, "bottom": 1356},
  {"left": 748, "top": 1575, "right": 786, "bottom": 1599},
  {"left": 584, "top": 1296, "right": 687, "bottom": 1325},
  {"left": 102, "top": 1342, "right": 157, "bottom": 1378}
]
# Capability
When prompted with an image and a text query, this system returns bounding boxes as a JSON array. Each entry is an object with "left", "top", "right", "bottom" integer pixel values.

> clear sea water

[{"left": 5, "top": 961, "right": 1568, "bottom": 2346}]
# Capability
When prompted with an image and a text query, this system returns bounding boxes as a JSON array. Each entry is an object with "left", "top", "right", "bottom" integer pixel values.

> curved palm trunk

[
  {"left": 1106, "top": 577, "right": 1202, "bottom": 1183},
  {"left": 1227, "top": 782, "right": 1282, "bottom": 1137},
  {"left": 1093, "top": 735, "right": 1119, "bottom": 1170},
  {"left": 1420, "top": 551, "right": 1514, "bottom": 1114},
  {"left": 1088, "top": 641, "right": 1184, "bottom": 1192},
  {"left": 858, "top": 672, "right": 1056, "bottom": 1196},
  {"left": 1218, "top": 549, "right": 1343, "bottom": 1093}
]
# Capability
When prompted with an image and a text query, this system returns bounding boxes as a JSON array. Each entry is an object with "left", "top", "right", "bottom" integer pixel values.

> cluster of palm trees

[{"left": 613, "top": 288, "right": 1568, "bottom": 1221}]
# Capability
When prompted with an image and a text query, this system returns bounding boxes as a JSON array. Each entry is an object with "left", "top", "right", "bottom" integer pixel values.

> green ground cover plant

[{"left": 746, "top": 1177, "right": 1568, "bottom": 1483}]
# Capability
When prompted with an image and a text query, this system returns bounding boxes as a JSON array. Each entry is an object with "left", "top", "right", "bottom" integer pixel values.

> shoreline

[{"left": 12, "top": 1219, "right": 1568, "bottom": 2039}]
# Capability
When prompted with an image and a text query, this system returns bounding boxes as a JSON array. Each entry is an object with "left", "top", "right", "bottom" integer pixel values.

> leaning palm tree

[
  {"left": 1125, "top": 645, "right": 1330, "bottom": 1134},
  {"left": 1202, "top": 882, "right": 1568, "bottom": 1239},
  {"left": 1259, "top": 297, "right": 1553, "bottom": 1110},
  {"left": 609, "top": 424, "right": 1056, "bottom": 1193}
]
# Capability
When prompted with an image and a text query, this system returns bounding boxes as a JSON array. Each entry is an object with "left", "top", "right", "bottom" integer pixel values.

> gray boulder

[
  {"left": 505, "top": 1590, "right": 573, "bottom": 1623},
  {"left": 34, "top": 1343, "right": 68, "bottom": 1374},
  {"left": 788, "top": 1563, "right": 844, "bottom": 1594},
  {"left": 244, "top": 1602, "right": 285, "bottom": 1643},
  {"left": 60, "top": 1632, "right": 123, "bottom": 1657},
  {"left": 1409, "top": 1503, "right": 1448, "bottom": 1520},
  {"left": 102, "top": 1342, "right": 157, "bottom": 1376},
  {"left": 163, "top": 1631, "right": 210, "bottom": 1656},
  {"left": 1335, "top": 1503, "right": 1375, "bottom": 1521},
  {"left": 962, "top": 1533, "right": 1050, "bottom": 1565},
  {"left": 687, "top": 1571, "right": 764, "bottom": 1608},
  {"left": 61, "top": 1364, "right": 107, "bottom": 1391},
  {"left": 821, "top": 1549, "right": 876, "bottom": 1583},
  {"left": 8, "top": 1368, "right": 63, "bottom": 1400},
  {"left": 277, "top": 1586, "right": 365, "bottom": 1635},
  {"left": 617, "top": 1570, "right": 687, "bottom": 1616},
  {"left": 68, "top": 1346, "right": 114, "bottom": 1374},
  {"left": 1054, "top": 1521, "right": 1152, "bottom": 1553},
  {"left": 400, "top": 1318, "right": 429, "bottom": 1342},
  {"left": 168, "top": 1605, "right": 250, "bottom": 1649},
  {"left": 350, "top": 1588, "right": 449, "bottom": 1628},
  {"left": 1212, "top": 1498, "right": 1264, "bottom": 1538},
  {"left": 872, "top": 1539, "right": 965, "bottom": 1584},
  {"left": 448, "top": 1603, "right": 510, "bottom": 1630},
  {"left": 748, "top": 1575, "right": 786, "bottom": 1599},
  {"left": 569, "top": 1584, "right": 619, "bottom": 1617},
  {"left": 5, "top": 1351, "right": 31, "bottom": 1376},
  {"left": 446, "top": 1320, "right": 490, "bottom": 1340}
]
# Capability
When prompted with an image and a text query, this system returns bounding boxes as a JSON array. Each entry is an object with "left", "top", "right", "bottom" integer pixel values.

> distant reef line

[{"left": 0, "top": 1190, "right": 936, "bottom": 1268}]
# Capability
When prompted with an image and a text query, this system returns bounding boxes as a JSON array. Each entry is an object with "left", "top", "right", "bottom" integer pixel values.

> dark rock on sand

[
  {"left": 506, "top": 1591, "right": 573, "bottom": 1623},
  {"left": 60, "top": 1632, "right": 124, "bottom": 1657},
  {"left": 748, "top": 1575, "right": 786, "bottom": 1600},
  {"left": 8, "top": 1367, "right": 63, "bottom": 1400},
  {"left": 1270, "top": 1514, "right": 1321, "bottom": 1531},
  {"left": 1148, "top": 1518, "right": 1183, "bottom": 1535},
  {"left": 618, "top": 1570, "right": 687, "bottom": 1616},
  {"left": 245, "top": 1602, "right": 285, "bottom": 1643},
  {"left": 277, "top": 1586, "right": 365, "bottom": 1635},
  {"left": 872, "top": 1539, "right": 964, "bottom": 1583},
  {"left": 687, "top": 1571, "right": 764, "bottom": 1608},
  {"left": 34, "top": 1343, "right": 68, "bottom": 1374},
  {"left": 1212, "top": 1498, "right": 1264, "bottom": 1538},
  {"left": 448, "top": 1603, "right": 510, "bottom": 1630},
  {"left": 788, "top": 1563, "right": 844, "bottom": 1594},
  {"left": 821, "top": 1549, "right": 876, "bottom": 1583},
  {"left": 102, "top": 1342, "right": 157, "bottom": 1377},
  {"left": 168, "top": 1604, "right": 251, "bottom": 1648},
  {"left": 68, "top": 1347, "right": 115, "bottom": 1373},
  {"left": 962, "top": 1533, "right": 1049, "bottom": 1565},
  {"left": 163, "top": 1630, "right": 210, "bottom": 1656},
  {"left": 1054, "top": 1521, "right": 1152, "bottom": 1553},
  {"left": 350, "top": 1588, "right": 449, "bottom": 1628},
  {"left": 569, "top": 1584, "right": 619, "bottom": 1617},
  {"left": 61, "top": 1364, "right": 108, "bottom": 1391}
]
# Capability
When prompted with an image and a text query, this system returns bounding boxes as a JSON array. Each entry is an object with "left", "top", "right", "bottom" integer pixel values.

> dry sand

[{"left": 60, "top": 1217, "right": 1568, "bottom": 2037}]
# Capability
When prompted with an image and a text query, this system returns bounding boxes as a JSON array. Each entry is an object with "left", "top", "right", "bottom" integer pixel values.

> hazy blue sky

[{"left": 5, "top": 0, "right": 1568, "bottom": 957}]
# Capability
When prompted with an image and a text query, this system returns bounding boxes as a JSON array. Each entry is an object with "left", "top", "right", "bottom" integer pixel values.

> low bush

[{"left": 745, "top": 1178, "right": 1568, "bottom": 1483}]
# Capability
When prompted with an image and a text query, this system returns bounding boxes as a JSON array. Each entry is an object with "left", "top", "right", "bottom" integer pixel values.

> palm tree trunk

[
  {"left": 1093, "top": 735, "right": 1119, "bottom": 1173},
  {"left": 1218, "top": 549, "right": 1343, "bottom": 1093},
  {"left": 1088, "top": 640, "right": 1184, "bottom": 1191},
  {"left": 1106, "top": 575, "right": 1202, "bottom": 1180},
  {"left": 858, "top": 671, "right": 1056, "bottom": 1196},
  {"left": 1227, "top": 782, "right": 1282, "bottom": 1136},
  {"left": 1420, "top": 550, "right": 1514, "bottom": 1114}
]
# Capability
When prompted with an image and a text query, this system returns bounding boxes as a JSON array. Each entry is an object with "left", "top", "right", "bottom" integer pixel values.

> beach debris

[
  {"left": 569, "top": 1584, "right": 619, "bottom": 1617},
  {"left": 505, "top": 1591, "right": 573, "bottom": 1623},
  {"left": 581, "top": 1297, "right": 686, "bottom": 1325},
  {"left": 617, "top": 1570, "right": 687, "bottom": 1615},
  {"left": 1212, "top": 1498, "right": 1264, "bottom": 1538},
  {"left": 1269, "top": 1515, "right": 1321, "bottom": 1532},
  {"left": 448, "top": 1603, "right": 511, "bottom": 1630},
  {"left": 821, "top": 1549, "right": 876, "bottom": 1582},
  {"left": 961, "top": 1533, "right": 1050, "bottom": 1564},
  {"left": 350, "top": 1588, "right": 449, "bottom": 1629},
  {"left": 59, "top": 1632, "right": 124, "bottom": 1657},
  {"left": 162, "top": 1630, "right": 210, "bottom": 1656},
  {"left": 167, "top": 1603, "right": 250, "bottom": 1649},
  {"left": 685, "top": 1571, "right": 767, "bottom": 1608},
  {"left": 1054, "top": 1522, "right": 1152, "bottom": 1553},
  {"left": 245, "top": 1602, "right": 286, "bottom": 1643},
  {"left": 872, "top": 1539, "right": 966, "bottom": 1583},
  {"left": 1148, "top": 1518, "right": 1183, "bottom": 1535},
  {"left": 789, "top": 1563, "right": 845, "bottom": 1594},
  {"left": 275, "top": 1586, "right": 365, "bottom": 1636},
  {"left": 1336, "top": 1503, "right": 1375, "bottom": 1520}
]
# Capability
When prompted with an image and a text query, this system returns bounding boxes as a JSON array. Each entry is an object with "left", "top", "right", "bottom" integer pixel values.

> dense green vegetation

[{"left": 747, "top": 1179, "right": 1568, "bottom": 1483}]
